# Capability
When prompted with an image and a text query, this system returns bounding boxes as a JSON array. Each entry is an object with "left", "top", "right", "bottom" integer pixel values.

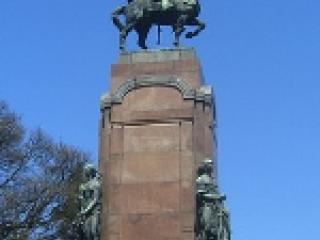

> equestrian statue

[{"left": 112, "top": 0, "right": 206, "bottom": 50}]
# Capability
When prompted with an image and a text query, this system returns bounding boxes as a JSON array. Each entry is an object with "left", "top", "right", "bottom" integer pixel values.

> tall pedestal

[{"left": 99, "top": 48, "right": 217, "bottom": 240}]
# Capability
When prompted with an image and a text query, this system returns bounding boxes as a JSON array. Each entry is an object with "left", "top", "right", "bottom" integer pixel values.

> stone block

[
  {"left": 118, "top": 108, "right": 194, "bottom": 123},
  {"left": 123, "top": 123, "right": 180, "bottom": 153},
  {"left": 179, "top": 48, "right": 197, "bottom": 60},
  {"left": 110, "top": 125, "right": 123, "bottom": 155},
  {"left": 132, "top": 62, "right": 174, "bottom": 75},
  {"left": 108, "top": 214, "right": 121, "bottom": 234},
  {"left": 108, "top": 234, "right": 119, "bottom": 240},
  {"left": 118, "top": 48, "right": 196, "bottom": 64},
  {"left": 181, "top": 232, "right": 195, "bottom": 240},
  {"left": 106, "top": 160, "right": 121, "bottom": 184},
  {"left": 108, "top": 184, "right": 121, "bottom": 214},
  {"left": 111, "top": 64, "right": 131, "bottom": 78},
  {"left": 121, "top": 152, "right": 180, "bottom": 183},
  {"left": 122, "top": 87, "right": 186, "bottom": 111},
  {"left": 181, "top": 153, "right": 194, "bottom": 181},
  {"left": 180, "top": 212, "right": 195, "bottom": 232},
  {"left": 180, "top": 121, "right": 193, "bottom": 151},
  {"left": 180, "top": 180, "right": 195, "bottom": 212},
  {"left": 179, "top": 71, "right": 202, "bottom": 88},
  {"left": 121, "top": 212, "right": 180, "bottom": 240},
  {"left": 173, "top": 59, "right": 199, "bottom": 72},
  {"left": 119, "top": 182, "right": 180, "bottom": 214}
]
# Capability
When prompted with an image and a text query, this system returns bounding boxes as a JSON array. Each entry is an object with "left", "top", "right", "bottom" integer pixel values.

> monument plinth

[{"left": 99, "top": 48, "right": 224, "bottom": 240}]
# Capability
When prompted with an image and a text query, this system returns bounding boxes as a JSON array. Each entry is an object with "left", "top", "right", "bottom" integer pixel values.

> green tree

[{"left": 0, "top": 100, "right": 91, "bottom": 240}]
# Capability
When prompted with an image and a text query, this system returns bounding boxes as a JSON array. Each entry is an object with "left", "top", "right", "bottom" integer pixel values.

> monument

[{"left": 96, "top": 1, "right": 231, "bottom": 240}]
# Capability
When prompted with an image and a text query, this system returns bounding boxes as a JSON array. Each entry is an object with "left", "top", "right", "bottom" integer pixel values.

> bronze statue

[
  {"left": 78, "top": 164, "right": 102, "bottom": 240},
  {"left": 196, "top": 159, "right": 231, "bottom": 240},
  {"left": 112, "top": 0, "right": 205, "bottom": 50}
]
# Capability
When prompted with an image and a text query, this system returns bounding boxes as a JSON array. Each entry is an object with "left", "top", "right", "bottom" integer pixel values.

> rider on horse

[
  {"left": 127, "top": 0, "right": 173, "bottom": 10},
  {"left": 113, "top": 0, "right": 205, "bottom": 50},
  {"left": 161, "top": 0, "right": 174, "bottom": 9}
]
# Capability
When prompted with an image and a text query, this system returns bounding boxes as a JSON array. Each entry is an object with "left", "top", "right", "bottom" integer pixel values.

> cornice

[{"left": 100, "top": 75, "right": 213, "bottom": 110}]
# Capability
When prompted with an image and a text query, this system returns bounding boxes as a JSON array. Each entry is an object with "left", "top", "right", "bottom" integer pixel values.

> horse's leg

[
  {"left": 173, "top": 15, "right": 188, "bottom": 47},
  {"left": 120, "top": 22, "right": 135, "bottom": 51},
  {"left": 136, "top": 23, "right": 151, "bottom": 49},
  {"left": 112, "top": 6, "right": 129, "bottom": 50},
  {"left": 112, "top": 6, "right": 126, "bottom": 31},
  {"left": 185, "top": 18, "right": 205, "bottom": 39}
]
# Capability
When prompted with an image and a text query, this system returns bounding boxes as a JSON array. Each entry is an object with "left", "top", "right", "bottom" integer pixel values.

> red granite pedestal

[{"left": 99, "top": 48, "right": 217, "bottom": 240}]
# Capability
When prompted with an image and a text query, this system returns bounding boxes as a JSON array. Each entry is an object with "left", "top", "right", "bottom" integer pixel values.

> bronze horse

[{"left": 112, "top": 0, "right": 205, "bottom": 50}]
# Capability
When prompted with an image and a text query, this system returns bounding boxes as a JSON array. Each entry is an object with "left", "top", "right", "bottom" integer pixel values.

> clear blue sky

[{"left": 1, "top": 0, "right": 320, "bottom": 239}]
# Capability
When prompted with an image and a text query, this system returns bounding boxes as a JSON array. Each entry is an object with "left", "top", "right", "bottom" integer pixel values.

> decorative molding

[{"left": 100, "top": 75, "right": 213, "bottom": 110}]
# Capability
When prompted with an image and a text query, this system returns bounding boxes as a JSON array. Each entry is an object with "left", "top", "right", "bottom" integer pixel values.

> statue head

[
  {"left": 198, "top": 158, "right": 213, "bottom": 177},
  {"left": 84, "top": 164, "right": 97, "bottom": 180},
  {"left": 203, "top": 158, "right": 212, "bottom": 165}
]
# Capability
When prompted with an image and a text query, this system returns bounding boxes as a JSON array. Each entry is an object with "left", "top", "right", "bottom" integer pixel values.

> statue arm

[
  {"left": 80, "top": 183, "right": 101, "bottom": 217},
  {"left": 78, "top": 188, "right": 84, "bottom": 210},
  {"left": 81, "top": 198, "right": 98, "bottom": 216}
]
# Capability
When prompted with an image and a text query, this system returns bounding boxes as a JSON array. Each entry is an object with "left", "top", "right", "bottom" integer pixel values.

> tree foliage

[{"left": 0, "top": 101, "right": 90, "bottom": 240}]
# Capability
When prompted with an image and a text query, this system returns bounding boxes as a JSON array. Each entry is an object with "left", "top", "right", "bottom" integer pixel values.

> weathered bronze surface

[
  {"left": 78, "top": 164, "right": 102, "bottom": 240},
  {"left": 112, "top": 0, "right": 205, "bottom": 50},
  {"left": 196, "top": 159, "right": 231, "bottom": 240}
]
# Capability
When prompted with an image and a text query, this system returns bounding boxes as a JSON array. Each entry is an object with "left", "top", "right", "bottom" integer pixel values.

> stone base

[{"left": 99, "top": 48, "right": 217, "bottom": 240}]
